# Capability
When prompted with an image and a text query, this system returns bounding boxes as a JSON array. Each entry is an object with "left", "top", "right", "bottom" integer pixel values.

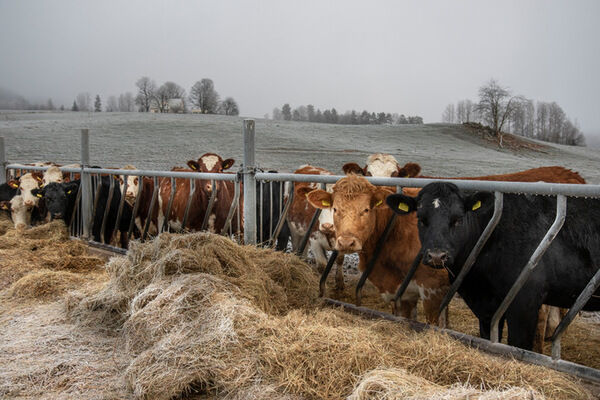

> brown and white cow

[
  {"left": 343, "top": 153, "right": 421, "bottom": 178},
  {"left": 4, "top": 173, "right": 45, "bottom": 229},
  {"left": 1, "top": 195, "right": 30, "bottom": 231},
  {"left": 158, "top": 153, "right": 239, "bottom": 234},
  {"left": 287, "top": 165, "right": 345, "bottom": 289},
  {"left": 307, "top": 176, "right": 449, "bottom": 326}
]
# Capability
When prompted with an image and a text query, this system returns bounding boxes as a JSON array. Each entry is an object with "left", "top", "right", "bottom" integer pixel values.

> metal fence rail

[{"left": 2, "top": 121, "right": 600, "bottom": 384}]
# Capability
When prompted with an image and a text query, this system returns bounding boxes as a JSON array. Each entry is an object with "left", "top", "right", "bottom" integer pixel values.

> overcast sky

[{"left": 1, "top": 0, "right": 599, "bottom": 135}]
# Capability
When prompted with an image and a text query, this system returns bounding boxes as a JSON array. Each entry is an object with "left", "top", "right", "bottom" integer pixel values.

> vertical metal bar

[
  {"left": 221, "top": 176, "right": 241, "bottom": 235},
  {"left": 438, "top": 192, "right": 503, "bottom": 315},
  {"left": 201, "top": 179, "right": 217, "bottom": 231},
  {"left": 111, "top": 177, "right": 128, "bottom": 243},
  {"left": 162, "top": 177, "right": 176, "bottom": 232},
  {"left": 490, "top": 195, "right": 567, "bottom": 344},
  {"left": 392, "top": 251, "right": 424, "bottom": 312},
  {"left": 0, "top": 137, "right": 6, "bottom": 184},
  {"left": 68, "top": 184, "right": 82, "bottom": 232},
  {"left": 270, "top": 180, "right": 274, "bottom": 240},
  {"left": 319, "top": 250, "right": 339, "bottom": 297},
  {"left": 297, "top": 182, "right": 326, "bottom": 256},
  {"left": 80, "top": 129, "right": 92, "bottom": 239},
  {"left": 127, "top": 175, "right": 143, "bottom": 238},
  {"left": 243, "top": 119, "right": 257, "bottom": 244},
  {"left": 551, "top": 268, "right": 600, "bottom": 359},
  {"left": 142, "top": 176, "right": 159, "bottom": 241},
  {"left": 99, "top": 176, "right": 115, "bottom": 244},
  {"left": 90, "top": 175, "right": 102, "bottom": 235},
  {"left": 270, "top": 181, "right": 293, "bottom": 248},
  {"left": 181, "top": 178, "right": 195, "bottom": 231},
  {"left": 259, "top": 181, "right": 264, "bottom": 242}
]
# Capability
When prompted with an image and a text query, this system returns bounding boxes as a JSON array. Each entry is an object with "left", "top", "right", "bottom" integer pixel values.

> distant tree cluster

[
  {"left": 105, "top": 92, "right": 135, "bottom": 112},
  {"left": 442, "top": 79, "right": 585, "bottom": 146},
  {"left": 270, "top": 103, "right": 423, "bottom": 125},
  {"left": 133, "top": 76, "right": 239, "bottom": 115},
  {"left": 0, "top": 88, "right": 61, "bottom": 111}
]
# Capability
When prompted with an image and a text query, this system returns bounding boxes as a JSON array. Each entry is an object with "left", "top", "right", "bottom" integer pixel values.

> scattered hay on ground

[
  {"left": 67, "top": 233, "right": 590, "bottom": 400},
  {"left": 5, "top": 269, "right": 86, "bottom": 301}
]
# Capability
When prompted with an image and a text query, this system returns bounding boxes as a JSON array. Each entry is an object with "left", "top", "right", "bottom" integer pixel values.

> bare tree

[
  {"left": 189, "top": 79, "right": 220, "bottom": 113},
  {"left": 76, "top": 92, "right": 91, "bottom": 112},
  {"left": 106, "top": 96, "right": 118, "bottom": 112},
  {"left": 272, "top": 107, "right": 282, "bottom": 120},
  {"left": 118, "top": 92, "right": 135, "bottom": 112},
  {"left": 536, "top": 101, "right": 549, "bottom": 140},
  {"left": 442, "top": 103, "right": 455, "bottom": 123},
  {"left": 94, "top": 95, "right": 102, "bottom": 112},
  {"left": 219, "top": 97, "right": 239, "bottom": 115},
  {"left": 135, "top": 77, "right": 157, "bottom": 112},
  {"left": 154, "top": 81, "right": 186, "bottom": 113},
  {"left": 475, "top": 79, "right": 521, "bottom": 147}
]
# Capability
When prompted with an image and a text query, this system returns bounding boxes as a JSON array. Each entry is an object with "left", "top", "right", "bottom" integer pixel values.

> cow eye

[
  {"left": 333, "top": 208, "right": 337, "bottom": 213},
  {"left": 363, "top": 208, "right": 369, "bottom": 213}
]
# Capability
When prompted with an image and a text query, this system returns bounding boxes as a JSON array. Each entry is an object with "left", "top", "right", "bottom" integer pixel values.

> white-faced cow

[
  {"left": 342, "top": 153, "right": 422, "bottom": 178},
  {"left": 287, "top": 165, "right": 345, "bottom": 288},
  {"left": 387, "top": 181, "right": 600, "bottom": 350}
]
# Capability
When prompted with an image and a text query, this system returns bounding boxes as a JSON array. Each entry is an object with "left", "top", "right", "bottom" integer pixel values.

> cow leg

[
  {"left": 334, "top": 253, "right": 345, "bottom": 291},
  {"left": 311, "top": 239, "right": 328, "bottom": 273},
  {"left": 394, "top": 296, "right": 418, "bottom": 320},
  {"left": 507, "top": 308, "right": 539, "bottom": 350}
]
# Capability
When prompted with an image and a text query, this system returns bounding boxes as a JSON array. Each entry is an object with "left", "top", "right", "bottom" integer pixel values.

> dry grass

[{"left": 66, "top": 233, "right": 590, "bottom": 400}]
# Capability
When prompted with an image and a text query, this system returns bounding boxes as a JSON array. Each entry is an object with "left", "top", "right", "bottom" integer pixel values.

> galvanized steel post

[
  {"left": 0, "top": 137, "right": 6, "bottom": 184},
  {"left": 243, "top": 120, "right": 257, "bottom": 244},
  {"left": 80, "top": 129, "right": 92, "bottom": 239}
]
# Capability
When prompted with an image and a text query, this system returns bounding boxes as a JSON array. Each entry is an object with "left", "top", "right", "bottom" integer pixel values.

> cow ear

[
  {"left": 386, "top": 193, "right": 417, "bottom": 214},
  {"left": 187, "top": 160, "right": 200, "bottom": 170},
  {"left": 31, "top": 188, "right": 44, "bottom": 198},
  {"left": 342, "top": 162, "right": 365, "bottom": 176},
  {"left": 0, "top": 201, "right": 10, "bottom": 211},
  {"left": 465, "top": 192, "right": 494, "bottom": 213},
  {"left": 222, "top": 158, "right": 235, "bottom": 170},
  {"left": 397, "top": 162, "right": 421, "bottom": 178},
  {"left": 371, "top": 188, "right": 390, "bottom": 208},
  {"left": 32, "top": 172, "right": 44, "bottom": 183},
  {"left": 7, "top": 179, "right": 19, "bottom": 189},
  {"left": 296, "top": 186, "right": 314, "bottom": 198},
  {"left": 306, "top": 189, "right": 333, "bottom": 209},
  {"left": 63, "top": 182, "right": 79, "bottom": 195}
]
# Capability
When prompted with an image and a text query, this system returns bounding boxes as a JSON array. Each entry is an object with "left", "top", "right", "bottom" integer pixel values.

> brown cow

[
  {"left": 158, "top": 153, "right": 239, "bottom": 234},
  {"left": 288, "top": 165, "right": 345, "bottom": 289}
]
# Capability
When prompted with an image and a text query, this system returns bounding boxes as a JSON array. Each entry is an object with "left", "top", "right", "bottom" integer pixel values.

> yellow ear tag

[
  {"left": 190, "top": 164, "right": 196, "bottom": 170},
  {"left": 374, "top": 200, "right": 382, "bottom": 207},
  {"left": 322, "top": 200, "right": 331, "bottom": 207},
  {"left": 67, "top": 190, "right": 72, "bottom": 195},
  {"left": 36, "top": 193, "right": 43, "bottom": 198},
  {"left": 472, "top": 200, "right": 481, "bottom": 211},
  {"left": 9, "top": 182, "right": 18, "bottom": 188},
  {"left": 398, "top": 202, "right": 409, "bottom": 212}
]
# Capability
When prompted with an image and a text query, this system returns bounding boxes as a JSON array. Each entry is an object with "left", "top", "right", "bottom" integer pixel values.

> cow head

[
  {"left": 342, "top": 154, "right": 421, "bottom": 178},
  {"left": 296, "top": 185, "right": 335, "bottom": 236},
  {"left": 32, "top": 181, "right": 79, "bottom": 221},
  {"left": 6, "top": 195, "right": 30, "bottom": 231},
  {"left": 117, "top": 165, "right": 140, "bottom": 205},
  {"left": 187, "top": 153, "right": 235, "bottom": 193},
  {"left": 386, "top": 182, "right": 493, "bottom": 270},
  {"left": 306, "top": 175, "right": 390, "bottom": 253},
  {"left": 17, "top": 173, "right": 43, "bottom": 208},
  {"left": 42, "top": 166, "right": 64, "bottom": 186}
]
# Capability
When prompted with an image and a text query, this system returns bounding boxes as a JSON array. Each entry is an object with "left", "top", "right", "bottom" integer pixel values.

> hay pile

[{"left": 67, "top": 233, "right": 590, "bottom": 400}]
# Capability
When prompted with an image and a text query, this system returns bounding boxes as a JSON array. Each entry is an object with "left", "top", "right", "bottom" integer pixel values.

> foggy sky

[{"left": 1, "top": 0, "right": 599, "bottom": 135}]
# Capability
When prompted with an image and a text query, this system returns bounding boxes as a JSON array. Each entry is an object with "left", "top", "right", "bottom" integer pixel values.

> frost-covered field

[{"left": 1, "top": 110, "right": 600, "bottom": 183}]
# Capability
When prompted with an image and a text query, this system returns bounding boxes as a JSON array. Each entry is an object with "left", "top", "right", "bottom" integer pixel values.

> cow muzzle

[
  {"left": 319, "top": 223, "right": 334, "bottom": 235},
  {"left": 51, "top": 212, "right": 64, "bottom": 220},
  {"left": 335, "top": 235, "right": 362, "bottom": 252},
  {"left": 423, "top": 249, "right": 450, "bottom": 269}
]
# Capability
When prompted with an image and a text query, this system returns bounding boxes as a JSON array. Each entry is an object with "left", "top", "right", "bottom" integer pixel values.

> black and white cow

[{"left": 386, "top": 181, "right": 600, "bottom": 350}]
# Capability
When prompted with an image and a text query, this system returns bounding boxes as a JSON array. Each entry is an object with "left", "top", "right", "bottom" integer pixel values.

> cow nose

[
  {"left": 52, "top": 212, "right": 63, "bottom": 220},
  {"left": 335, "top": 235, "right": 361, "bottom": 252},
  {"left": 425, "top": 249, "right": 449, "bottom": 268},
  {"left": 320, "top": 223, "right": 334, "bottom": 233},
  {"left": 24, "top": 200, "right": 34, "bottom": 207}
]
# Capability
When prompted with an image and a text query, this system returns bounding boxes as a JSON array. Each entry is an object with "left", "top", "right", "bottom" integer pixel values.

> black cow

[
  {"left": 0, "top": 182, "right": 18, "bottom": 202},
  {"left": 387, "top": 182, "right": 600, "bottom": 350},
  {"left": 32, "top": 176, "right": 135, "bottom": 248}
]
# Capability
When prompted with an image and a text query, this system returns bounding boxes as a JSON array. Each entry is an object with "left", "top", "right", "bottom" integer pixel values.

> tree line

[
  {"left": 442, "top": 79, "right": 585, "bottom": 146},
  {"left": 270, "top": 103, "right": 423, "bottom": 125},
  {"left": 132, "top": 77, "right": 239, "bottom": 115}
]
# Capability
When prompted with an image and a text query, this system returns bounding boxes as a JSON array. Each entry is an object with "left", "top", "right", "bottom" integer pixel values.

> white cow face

[
  {"left": 19, "top": 173, "right": 42, "bottom": 207},
  {"left": 9, "top": 195, "right": 31, "bottom": 231},
  {"left": 119, "top": 175, "right": 140, "bottom": 204},
  {"left": 43, "top": 166, "right": 64, "bottom": 186}
]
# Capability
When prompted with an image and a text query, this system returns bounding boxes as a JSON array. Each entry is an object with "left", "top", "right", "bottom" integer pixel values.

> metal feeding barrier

[{"left": 2, "top": 121, "right": 600, "bottom": 383}]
